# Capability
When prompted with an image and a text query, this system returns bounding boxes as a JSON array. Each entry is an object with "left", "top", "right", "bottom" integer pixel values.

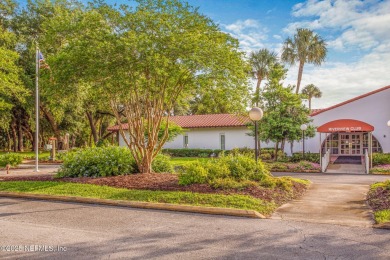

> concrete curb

[
  {"left": 0, "top": 192, "right": 266, "bottom": 219},
  {"left": 373, "top": 222, "right": 390, "bottom": 229}
]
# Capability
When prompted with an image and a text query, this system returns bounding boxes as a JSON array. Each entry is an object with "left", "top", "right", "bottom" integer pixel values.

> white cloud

[
  {"left": 282, "top": 0, "right": 390, "bottom": 108},
  {"left": 284, "top": 49, "right": 390, "bottom": 108},
  {"left": 222, "top": 19, "right": 269, "bottom": 52},
  {"left": 273, "top": 34, "right": 282, "bottom": 40},
  {"left": 286, "top": 0, "right": 390, "bottom": 51}
]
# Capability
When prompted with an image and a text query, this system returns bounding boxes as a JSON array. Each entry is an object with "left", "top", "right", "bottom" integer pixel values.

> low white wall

[{"left": 118, "top": 127, "right": 274, "bottom": 151}]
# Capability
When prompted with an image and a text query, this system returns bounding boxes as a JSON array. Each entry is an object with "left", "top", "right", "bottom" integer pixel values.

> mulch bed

[
  {"left": 367, "top": 187, "right": 390, "bottom": 211},
  {"left": 0, "top": 173, "right": 307, "bottom": 206}
]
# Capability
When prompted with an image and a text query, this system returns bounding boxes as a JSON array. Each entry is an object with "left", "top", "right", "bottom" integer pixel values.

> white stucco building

[
  {"left": 110, "top": 85, "right": 390, "bottom": 155},
  {"left": 302, "top": 85, "right": 390, "bottom": 156}
]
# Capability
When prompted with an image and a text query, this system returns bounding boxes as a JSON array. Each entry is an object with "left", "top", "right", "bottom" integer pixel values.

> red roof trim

[
  {"left": 310, "top": 85, "right": 390, "bottom": 116},
  {"left": 107, "top": 114, "right": 251, "bottom": 131},
  {"left": 317, "top": 119, "right": 374, "bottom": 133}
]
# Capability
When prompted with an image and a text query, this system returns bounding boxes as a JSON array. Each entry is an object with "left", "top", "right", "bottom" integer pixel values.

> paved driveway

[
  {"left": 1, "top": 197, "right": 390, "bottom": 259},
  {"left": 272, "top": 172, "right": 390, "bottom": 227}
]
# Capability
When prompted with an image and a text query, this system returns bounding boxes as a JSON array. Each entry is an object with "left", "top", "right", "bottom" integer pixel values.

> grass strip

[
  {"left": 0, "top": 181, "right": 276, "bottom": 215},
  {"left": 170, "top": 157, "right": 211, "bottom": 167}
]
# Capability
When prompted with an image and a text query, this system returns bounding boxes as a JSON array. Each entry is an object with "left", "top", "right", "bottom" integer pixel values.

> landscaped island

[
  {"left": 0, "top": 147, "right": 310, "bottom": 216},
  {"left": 367, "top": 180, "right": 390, "bottom": 224}
]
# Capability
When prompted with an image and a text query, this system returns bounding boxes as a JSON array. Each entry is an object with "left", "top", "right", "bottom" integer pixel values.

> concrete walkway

[
  {"left": 326, "top": 163, "right": 366, "bottom": 174},
  {"left": 0, "top": 164, "right": 59, "bottom": 177},
  {"left": 271, "top": 173, "right": 390, "bottom": 227}
]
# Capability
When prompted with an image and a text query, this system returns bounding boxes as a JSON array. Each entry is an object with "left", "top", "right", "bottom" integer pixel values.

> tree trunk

[
  {"left": 40, "top": 104, "right": 61, "bottom": 139},
  {"left": 6, "top": 130, "right": 11, "bottom": 151},
  {"left": 281, "top": 138, "right": 285, "bottom": 155},
  {"left": 255, "top": 76, "right": 263, "bottom": 106},
  {"left": 140, "top": 155, "right": 153, "bottom": 173},
  {"left": 296, "top": 61, "right": 305, "bottom": 94},
  {"left": 11, "top": 124, "right": 17, "bottom": 152},
  {"left": 308, "top": 97, "right": 312, "bottom": 110},
  {"left": 274, "top": 141, "right": 279, "bottom": 161},
  {"left": 86, "top": 111, "right": 98, "bottom": 144},
  {"left": 17, "top": 119, "right": 24, "bottom": 152}
]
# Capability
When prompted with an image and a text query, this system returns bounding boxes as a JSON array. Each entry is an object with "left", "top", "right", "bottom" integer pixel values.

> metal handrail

[
  {"left": 365, "top": 149, "right": 369, "bottom": 174},
  {"left": 321, "top": 149, "right": 330, "bottom": 172}
]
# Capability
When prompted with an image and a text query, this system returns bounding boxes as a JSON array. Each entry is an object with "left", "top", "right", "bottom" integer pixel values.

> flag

[{"left": 39, "top": 52, "right": 50, "bottom": 69}]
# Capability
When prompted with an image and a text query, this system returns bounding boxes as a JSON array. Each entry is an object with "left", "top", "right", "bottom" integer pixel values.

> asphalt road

[{"left": 1, "top": 195, "right": 390, "bottom": 260}]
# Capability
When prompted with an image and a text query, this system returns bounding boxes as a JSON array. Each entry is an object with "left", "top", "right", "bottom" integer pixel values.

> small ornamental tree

[
  {"left": 44, "top": 0, "right": 249, "bottom": 173},
  {"left": 252, "top": 63, "right": 314, "bottom": 160},
  {"left": 109, "top": 1, "right": 248, "bottom": 173}
]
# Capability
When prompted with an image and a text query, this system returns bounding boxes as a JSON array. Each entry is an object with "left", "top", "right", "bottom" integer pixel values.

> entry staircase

[{"left": 322, "top": 150, "right": 367, "bottom": 174}]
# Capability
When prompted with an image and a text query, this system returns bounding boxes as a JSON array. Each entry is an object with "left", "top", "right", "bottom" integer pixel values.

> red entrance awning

[{"left": 317, "top": 119, "right": 374, "bottom": 133}]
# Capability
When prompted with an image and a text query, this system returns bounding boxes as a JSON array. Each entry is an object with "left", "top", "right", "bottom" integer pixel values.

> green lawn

[
  {"left": 0, "top": 181, "right": 276, "bottom": 215},
  {"left": 170, "top": 157, "right": 212, "bottom": 167}
]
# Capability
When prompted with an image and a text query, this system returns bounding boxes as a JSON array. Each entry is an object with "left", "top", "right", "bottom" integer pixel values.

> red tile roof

[
  {"left": 310, "top": 109, "right": 323, "bottom": 114},
  {"left": 310, "top": 85, "right": 390, "bottom": 116},
  {"left": 108, "top": 113, "right": 251, "bottom": 131}
]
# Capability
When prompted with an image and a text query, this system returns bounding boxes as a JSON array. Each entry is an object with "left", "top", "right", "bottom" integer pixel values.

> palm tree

[
  {"left": 249, "top": 48, "right": 277, "bottom": 106},
  {"left": 301, "top": 84, "right": 322, "bottom": 110},
  {"left": 281, "top": 28, "right": 327, "bottom": 94}
]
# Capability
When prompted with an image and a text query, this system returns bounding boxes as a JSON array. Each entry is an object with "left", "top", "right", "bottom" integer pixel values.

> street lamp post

[
  {"left": 249, "top": 107, "right": 264, "bottom": 162},
  {"left": 300, "top": 124, "right": 308, "bottom": 160}
]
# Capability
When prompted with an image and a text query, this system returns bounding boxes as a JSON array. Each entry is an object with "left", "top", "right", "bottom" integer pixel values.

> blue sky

[{"left": 18, "top": 0, "right": 390, "bottom": 108}]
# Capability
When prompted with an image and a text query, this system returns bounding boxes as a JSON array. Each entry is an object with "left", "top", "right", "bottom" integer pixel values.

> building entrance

[
  {"left": 339, "top": 133, "right": 362, "bottom": 155},
  {"left": 323, "top": 132, "right": 383, "bottom": 156}
]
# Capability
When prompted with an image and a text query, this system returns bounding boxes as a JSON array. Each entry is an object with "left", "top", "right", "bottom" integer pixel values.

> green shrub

[
  {"left": 0, "top": 153, "right": 23, "bottom": 167},
  {"left": 260, "top": 153, "right": 272, "bottom": 160},
  {"left": 210, "top": 178, "right": 258, "bottom": 190},
  {"left": 57, "top": 147, "right": 135, "bottom": 178},
  {"left": 372, "top": 153, "right": 390, "bottom": 166},
  {"left": 178, "top": 162, "right": 208, "bottom": 185},
  {"left": 162, "top": 148, "right": 222, "bottom": 157},
  {"left": 178, "top": 154, "right": 271, "bottom": 188},
  {"left": 276, "top": 177, "right": 294, "bottom": 191},
  {"left": 268, "top": 162, "right": 288, "bottom": 171},
  {"left": 289, "top": 153, "right": 320, "bottom": 163},
  {"left": 259, "top": 175, "right": 277, "bottom": 188},
  {"left": 227, "top": 147, "right": 254, "bottom": 156},
  {"left": 96, "top": 139, "right": 111, "bottom": 147},
  {"left": 152, "top": 154, "right": 174, "bottom": 173}
]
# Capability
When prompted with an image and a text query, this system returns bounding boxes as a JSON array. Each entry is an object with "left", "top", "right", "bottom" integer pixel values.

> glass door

[
  {"left": 350, "top": 133, "right": 362, "bottom": 155},
  {"left": 339, "top": 134, "right": 350, "bottom": 155},
  {"left": 339, "top": 133, "right": 362, "bottom": 155}
]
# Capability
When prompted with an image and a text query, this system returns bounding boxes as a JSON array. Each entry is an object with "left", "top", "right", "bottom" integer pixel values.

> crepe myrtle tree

[{"left": 105, "top": 0, "right": 249, "bottom": 173}]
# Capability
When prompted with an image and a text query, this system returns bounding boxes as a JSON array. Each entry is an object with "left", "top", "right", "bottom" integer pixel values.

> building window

[
  {"left": 183, "top": 135, "right": 188, "bottom": 148},
  {"left": 220, "top": 134, "right": 225, "bottom": 150}
]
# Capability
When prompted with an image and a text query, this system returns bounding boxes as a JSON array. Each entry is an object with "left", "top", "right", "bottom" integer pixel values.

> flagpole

[{"left": 34, "top": 45, "right": 40, "bottom": 172}]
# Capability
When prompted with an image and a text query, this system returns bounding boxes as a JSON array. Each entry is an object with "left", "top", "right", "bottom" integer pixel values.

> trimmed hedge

[
  {"left": 288, "top": 153, "right": 320, "bottom": 164},
  {"left": 162, "top": 148, "right": 222, "bottom": 158}
]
